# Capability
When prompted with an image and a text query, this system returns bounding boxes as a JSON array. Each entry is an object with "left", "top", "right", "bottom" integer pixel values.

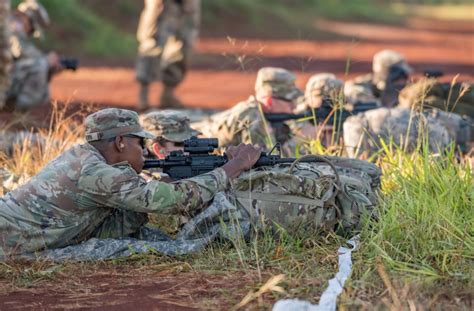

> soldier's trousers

[
  {"left": 91, "top": 209, "right": 149, "bottom": 239},
  {"left": 135, "top": 0, "right": 200, "bottom": 87}
]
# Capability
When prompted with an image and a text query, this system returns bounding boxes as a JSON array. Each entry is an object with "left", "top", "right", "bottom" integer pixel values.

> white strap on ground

[{"left": 272, "top": 235, "right": 360, "bottom": 311}]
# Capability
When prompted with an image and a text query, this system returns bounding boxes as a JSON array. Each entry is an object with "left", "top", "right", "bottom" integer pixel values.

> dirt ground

[
  {"left": 49, "top": 18, "right": 474, "bottom": 111},
  {"left": 0, "top": 265, "right": 267, "bottom": 310},
  {"left": 1, "top": 17, "right": 473, "bottom": 310}
]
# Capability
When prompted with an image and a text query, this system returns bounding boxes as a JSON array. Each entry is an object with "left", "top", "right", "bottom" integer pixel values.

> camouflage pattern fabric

[
  {"left": 0, "top": 142, "right": 228, "bottom": 259},
  {"left": 348, "top": 50, "right": 412, "bottom": 107},
  {"left": 192, "top": 96, "right": 276, "bottom": 148},
  {"left": 399, "top": 78, "right": 474, "bottom": 119},
  {"left": 140, "top": 109, "right": 200, "bottom": 142},
  {"left": 254, "top": 67, "right": 303, "bottom": 102},
  {"left": 231, "top": 160, "right": 379, "bottom": 234},
  {"left": 6, "top": 16, "right": 49, "bottom": 110},
  {"left": 13, "top": 158, "right": 378, "bottom": 262},
  {"left": 136, "top": 0, "right": 200, "bottom": 87},
  {"left": 299, "top": 73, "right": 344, "bottom": 110},
  {"left": 371, "top": 49, "right": 412, "bottom": 91},
  {"left": 17, "top": 192, "right": 249, "bottom": 262},
  {"left": 17, "top": 0, "right": 50, "bottom": 39},
  {"left": 343, "top": 107, "right": 451, "bottom": 157},
  {"left": 85, "top": 108, "right": 155, "bottom": 142},
  {"left": 0, "top": 0, "right": 10, "bottom": 109}
]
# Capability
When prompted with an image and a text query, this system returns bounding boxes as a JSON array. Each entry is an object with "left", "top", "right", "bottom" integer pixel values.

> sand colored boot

[{"left": 160, "top": 85, "right": 184, "bottom": 109}]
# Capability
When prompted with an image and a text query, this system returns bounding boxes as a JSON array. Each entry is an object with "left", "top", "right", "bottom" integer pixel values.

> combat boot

[
  {"left": 160, "top": 85, "right": 184, "bottom": 109},
  {"left": 138, "top": 83, "right": 149, "bottom": 111}
]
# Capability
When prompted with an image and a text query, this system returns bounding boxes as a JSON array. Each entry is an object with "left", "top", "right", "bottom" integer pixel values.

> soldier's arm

[{"left": 79, "top": 164, "right": 228, "bottom": 215}]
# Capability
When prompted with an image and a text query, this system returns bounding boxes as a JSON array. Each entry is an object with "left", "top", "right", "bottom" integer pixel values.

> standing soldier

[
  {"left": 136, "top": 0, "right": 201, "bottom": 110},
  {"left": 4, "top": 0, "right": 64, "bottom": 111},
  {"left": 0, "top": 0, "right": 10, "bottom": 109}
]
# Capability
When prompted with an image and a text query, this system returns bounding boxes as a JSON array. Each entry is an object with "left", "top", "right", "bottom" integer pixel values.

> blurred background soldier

[
  {"left": 4, "top": 0, "right": 64, "bottom": 111},
  {"left": 292, "top": 73, "right": 345, "bottom": 146},
  {"left": 136, "top": 0, "right": 201, "bottom": 110},
  {"left": 343, "top": 106, "right": 451, "bottom": 158},
  {"left": 140, "top": 109, "right": 200, "bottom": 159},
  {"left": 192, "top": 67, "right": 303, "bottom": 149},
  {"left": 351, "top": 49, "right": 412, "bottom": 108},
  {"left": 0, "top": 0, "right": 10, "bottom": 109}
]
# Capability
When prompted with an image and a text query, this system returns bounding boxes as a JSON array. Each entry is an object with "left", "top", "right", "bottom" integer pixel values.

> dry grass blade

[
  {"left": 376, "top": 257, "right": 401, "bottom": 309},
  {"left": 231, "top": 274, "right": 286, "bottom": 310}
]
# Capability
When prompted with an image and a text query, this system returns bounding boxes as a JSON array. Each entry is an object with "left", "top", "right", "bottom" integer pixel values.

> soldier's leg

[
  {"left": 136, "top": 0, "right": 167, "bottom": 110},
  {"left": 159, "top": 1, "right": 200, "bottom": 109},
  {"left": 91, "top": 209, "right": 149, "bottom": 239}
]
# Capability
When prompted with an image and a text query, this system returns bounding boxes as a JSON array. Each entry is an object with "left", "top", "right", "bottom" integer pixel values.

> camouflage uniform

[
  {"left": 290, "top": 73, "right": 346, "bottom": 147},
  {"left": 0, "top": 108, "right": 229, "bottom": 259},
  {"left": 5, "top": 1, "right": 51, "bottom": 110},
  {"left": 136, "top": 0, "right": 200, "bottom": 109},
  {"left": 192, "top": 67, "right": 303, "bottom": 148},
  {"left": 398, "top": 78, "right": 473, "bottom": 151},
  {"left": 399, "top": 78, "right": 474, "bottom": 118},
  {"left": 140, "top": 109, "right": 200, "bottom": 182},
  {"left": 343, "top": 107, "right": 451, "bottom": 158},
  {"left": 0, "top": 0, "right": 10, "bottom": 109},
  {"left": 349, "top": 50, "right": 412, "bottom": 107}
]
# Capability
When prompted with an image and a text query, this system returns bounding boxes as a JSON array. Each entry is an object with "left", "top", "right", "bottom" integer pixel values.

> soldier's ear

[
  {"left": 152, "top": 142, "right": 166, "bottom": 159},
  {"left": 115, "top": 136, "right": 125, "bottom": 152}
]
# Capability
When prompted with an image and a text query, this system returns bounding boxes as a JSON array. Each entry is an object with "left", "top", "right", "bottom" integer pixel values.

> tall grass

[
  {"left": 361, "top": 145, "right": 473, "bottom": 280},
  {"left": 0, "top": 103, "right": 88, "bottom": 178}
]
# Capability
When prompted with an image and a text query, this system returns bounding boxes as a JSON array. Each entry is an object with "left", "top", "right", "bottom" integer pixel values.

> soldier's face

[{"left": 122, "top": 136, "right": 148, "bottom": 173}]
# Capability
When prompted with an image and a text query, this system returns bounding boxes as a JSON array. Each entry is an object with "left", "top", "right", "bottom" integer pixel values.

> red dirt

[
  {"left": 0, "top": 267, "right": 262, "bottom": 310},
  {"left": 48, "top": 18, "right": 474, "bottom": 111}
]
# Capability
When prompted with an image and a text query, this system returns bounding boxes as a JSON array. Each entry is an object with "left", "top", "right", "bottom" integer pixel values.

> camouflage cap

[
  {"left": 373, "top": 49, "right": 412, "bottom": 76},
  {"left": 140, "top": 110, "right": 200, "bottom": 143},
  {"left": 84, "top": 108, "right": 155, "bottom": 142},
  {"left": 344, "top": 81, "right": 379, "bottom": 105},
  {"left": 255, "top": 67, "right": 303, "bottom": 101},
  {"left": 17, "top": 0, "right": 50, "bottom": 38},
  {"left": 305, "top": 73, "right": 344, "bottom": 99}
]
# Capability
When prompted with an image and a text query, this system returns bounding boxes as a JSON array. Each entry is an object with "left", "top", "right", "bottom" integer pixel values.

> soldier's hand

[
  {"left": 222, "top": 144, "right": 261, "bottom": 179},
  {"left": 47, "top": 52, "right": 64, "bottom": 74}
]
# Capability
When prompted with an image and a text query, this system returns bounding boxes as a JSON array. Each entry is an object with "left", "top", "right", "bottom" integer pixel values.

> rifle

[
  {"left": 60, "top": 57, "right": 79, "bottom": 71},
  {"left": 423, "top": 69, "right": 444, "bottom": 79},
  {"left": 263, "top": 101, "right": 379, "bottom": 127},
  {"left": 143, "top": 137, "right": 325, "bottom": 180}
]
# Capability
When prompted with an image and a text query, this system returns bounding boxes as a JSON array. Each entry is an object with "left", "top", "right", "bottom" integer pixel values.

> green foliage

[
  {"left": 360, "top": 145, "right": 473, "bottom": 282},
  {"left": 12, "top": 0, "right": 136, "bottom": 58}
]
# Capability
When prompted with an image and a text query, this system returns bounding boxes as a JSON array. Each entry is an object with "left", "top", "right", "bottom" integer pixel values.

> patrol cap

[
  {"left": 17, "top": 0, "right": 50, "bottom": 38},
  {"left": 140, "top": 110, "right": 200, "bottom": 143},
  {"left": 373, "top": 49, "right": 412, "bottom": 76},
  {"left": 344, "top": 81, "right": 378, "bottom": 105},
  {"left": 305, "top": 73, "right": 344, "bottom": 99},
  {"left": 255, "top": 67, "right": 303, "bottom": 101},
  {"left": 85, "top": 108, "right": 155, "bottom": 142}
]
